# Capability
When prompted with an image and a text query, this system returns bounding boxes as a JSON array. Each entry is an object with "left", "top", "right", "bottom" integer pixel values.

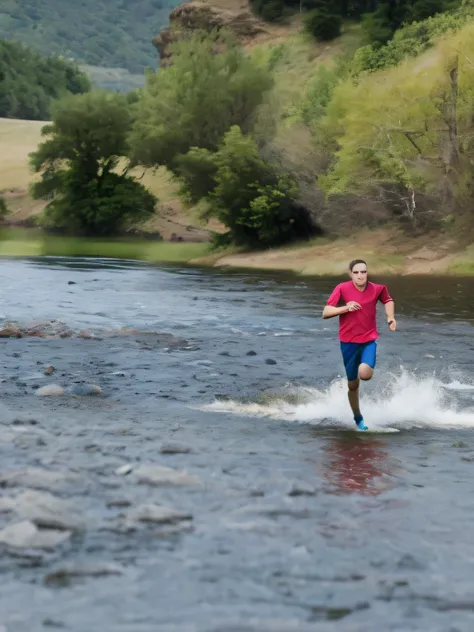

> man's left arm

[
  {"left": 379, "top": 286, "right": 396, "bottom": 332},
  {"left": 384, "top": 300, "right": 396, "bottom": 331}
]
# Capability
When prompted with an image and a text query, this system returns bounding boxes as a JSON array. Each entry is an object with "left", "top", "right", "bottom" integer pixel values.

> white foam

[{"left": 202, "top": 369, "right": 474, "bottom": 432}]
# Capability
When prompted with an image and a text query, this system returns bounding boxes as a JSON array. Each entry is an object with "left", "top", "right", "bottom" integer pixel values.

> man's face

[{"left": 350, "top": 264, "right": 368, "bottom": 287}]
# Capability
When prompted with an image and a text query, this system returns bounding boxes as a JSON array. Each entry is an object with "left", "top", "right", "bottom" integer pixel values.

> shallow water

[{"left": 0, "top": 258, "right": 474, "bottom": 632}]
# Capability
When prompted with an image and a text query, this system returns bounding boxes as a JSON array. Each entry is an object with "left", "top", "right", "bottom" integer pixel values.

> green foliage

[
  {"left": 352, "top": 1, "right": 472, "bottom": 73},
  {"left": 361, "top": 0, "right": 459, "bottom": 46},
  {"left": 319, "top": 21, "right": 474, "bottom": 222},
  {"left": 0, "top": 39, "right": 90, "bottom": 120},
  {"left": 298, "top": 66, "right": 342, "bottom": 127},
  {"left": 30, "top": 92, "right": 156, "bottom": 236},
  {"left": 0, "top": 0, "right": 180, "bottom": 74},
  {"left": 178, "top": 126, "right": 312, "bottom": 248},
  {"left": 304, "top": 10, "right": 343, "bottom": 41},
  {"left": 130, "top": 31, "right": 273, "bottom": 169}
]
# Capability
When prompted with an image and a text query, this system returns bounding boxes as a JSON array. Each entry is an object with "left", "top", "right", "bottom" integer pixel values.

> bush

[
  {"left": 304, "top": 10, "right": 342, "bottom": 41},
  {"left": 178, "top": 126, "right": 317, "bottom": 248},
  {"left": 261, "top": 0, "right": 285, "bottom": 21}
]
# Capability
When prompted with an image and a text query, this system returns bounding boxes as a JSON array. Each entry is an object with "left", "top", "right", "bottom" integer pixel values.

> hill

[
  {"left": 0, "top": 0, "right": 180, "bottom": 75},
  {"left": 0, "top": 39, "right": 90, "bottom": 120}
]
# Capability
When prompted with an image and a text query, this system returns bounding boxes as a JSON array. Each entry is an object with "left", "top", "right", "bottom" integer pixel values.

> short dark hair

[{"left": 349, "top": 259, "right": 367, "bottom": 271}]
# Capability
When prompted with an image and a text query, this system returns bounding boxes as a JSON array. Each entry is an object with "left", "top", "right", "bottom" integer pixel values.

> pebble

[{"left": 115, "top": 464, "right": 133, "bottom": 476}]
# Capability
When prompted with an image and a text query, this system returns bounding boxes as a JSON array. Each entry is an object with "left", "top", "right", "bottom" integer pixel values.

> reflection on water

[
  {"left": 323, "top": 435, "right": 391, "bottom": 496},
  {"left": 0, "top": 227, "right": 209, "bottom": 261}
]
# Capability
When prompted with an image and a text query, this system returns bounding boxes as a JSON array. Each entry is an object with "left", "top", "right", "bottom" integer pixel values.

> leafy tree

[
  {"left": 30, "top": 92, "right": 156, "bottom": 236},
  {"left": 130, "top": 31, "right": 273, "bottom": 170},
  {"left": 0, "top": 39, "right": 90, "bottom": 120},
  {"left": 320, "top": 21, "right": 474, "bottom": 222},
  {"left": 177, "top": 126, "right": 315, "bottom": 247},
  {"left": 304, "top": 10, "right": 343, "bottom": 40}
]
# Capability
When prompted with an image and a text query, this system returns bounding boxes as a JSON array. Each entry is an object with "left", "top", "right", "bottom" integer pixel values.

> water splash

[{"left": 203, "top": 369, "right": 474, "bottom": 431}]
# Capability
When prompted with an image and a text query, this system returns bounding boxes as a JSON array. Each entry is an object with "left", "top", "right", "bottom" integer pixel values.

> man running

[{"left": 322, "top": 259, "right": 396, "bottom": 431}]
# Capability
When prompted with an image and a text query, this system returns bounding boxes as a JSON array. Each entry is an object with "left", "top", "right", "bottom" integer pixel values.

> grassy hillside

[
  {"left": 0, "top": 118, "right": 216, "bottom": 240},
  {"left": 0, "top": 0, "right": 179, "bottom": 74}
]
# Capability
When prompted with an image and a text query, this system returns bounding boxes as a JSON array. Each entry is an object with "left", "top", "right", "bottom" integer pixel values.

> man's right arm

[
  {"left": 322, "top": 304, "right": 350, "bottom": 319},
  {"left": 322, "top": 284, "right": 349, "bottom": 319}
]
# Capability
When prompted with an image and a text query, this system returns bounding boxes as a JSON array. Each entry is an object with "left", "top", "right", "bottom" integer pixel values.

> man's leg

[
  {"left": 358, "top": 364, "right": 373, "bottom": 381},
  {"left": 341, "top": 342, "right": 368, "bottom": 430},
  {"left": 348, "top": 378, "right": 361, "bottom": 417},
  {"left": 359, "top": 342, "right": 376, "bottom": 382}
]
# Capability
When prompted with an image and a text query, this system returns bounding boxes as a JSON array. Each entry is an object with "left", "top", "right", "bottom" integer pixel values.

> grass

[
  {"left": 0, "top": 117, "right": 45, "bottom": 192},
  {"left": 447, "top": 244, "right": 474, "bottom": 275}
]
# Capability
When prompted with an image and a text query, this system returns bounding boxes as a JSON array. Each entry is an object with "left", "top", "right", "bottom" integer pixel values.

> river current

[{"left": 0, "top": 257, "right": 474, "bottom": 632}]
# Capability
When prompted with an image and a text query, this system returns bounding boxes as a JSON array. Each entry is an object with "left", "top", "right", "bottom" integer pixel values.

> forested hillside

[
  {"left": 0, "top": 39, "right": 90, "bottom": 120},
  {"left": 0, "top": 0, "right": 179, "bottom": 74}
]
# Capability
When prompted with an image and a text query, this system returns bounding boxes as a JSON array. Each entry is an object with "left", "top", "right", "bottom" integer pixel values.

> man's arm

[
  {"left": 322, "top": 304, "right": 349, "bottom": 319},
  {"left": 384, "top": 300, "right": 396, "bottom": 331}
]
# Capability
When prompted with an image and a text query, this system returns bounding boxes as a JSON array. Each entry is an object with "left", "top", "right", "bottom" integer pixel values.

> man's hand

[
  {"left": 346, "top": 301, "right": 361, "bottom": 312},
  {"left": 388, "top": 319, "right": 397, "bottom": 332}
]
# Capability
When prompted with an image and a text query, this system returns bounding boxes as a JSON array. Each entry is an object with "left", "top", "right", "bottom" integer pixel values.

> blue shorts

[{"left": 340, "top": 341, "right": 377, "bottom": 382}]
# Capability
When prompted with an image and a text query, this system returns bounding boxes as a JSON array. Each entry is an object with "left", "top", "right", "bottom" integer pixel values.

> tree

[
  {"left": 319, "top": 22, "right": 474, "bottom": 224},
  {"left": 30, "top": 92, "right": 156, "bottom": 236},
  {"left": 176, "top": 126, "right": 316, "bottom": 247},
  {"left": 129, "top": 31, "right": 273, "bottom": 170}
]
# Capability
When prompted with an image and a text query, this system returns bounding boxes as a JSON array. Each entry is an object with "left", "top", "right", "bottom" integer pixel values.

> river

[{"left": 0, "top": 256, "right": 474, "bottom": 632}]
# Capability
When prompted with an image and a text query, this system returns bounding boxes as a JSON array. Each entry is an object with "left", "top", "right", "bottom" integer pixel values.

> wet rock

[
  {"left": 35, "top": 383, "right": 103, "bottom": 396},
  {"left": 265, "top": 358, "right": 277, "bottom": 365},
  {"left": 115, "top": 464, "right": 133, "bottom": 476},
  {"left": 11, "top": 490, "right": 87, "bottom": 531},
  {"left": 133, "top": 465, "right": 202, "bottom": 487},
  {"left": 0, "top": 325, "right": 22, "bottom": 338},
  {"left": 106, "top": 499, "right": 131, "bottom": 509},
  {"left": 160, "top": 442, "right": 192, "bottom": 454},
  {"left": 219, "top": 351, "right": 230, "bottom": 356},
  {"left": 288, "top": 481, "right": 317, "bottom": 497},
  {"left": 0, "top": 467, "right": 81, "bottom": 491},
  {"left": 123, "top": 503, "right": 192, "bottom": 525},
  {"left": 67, "top": 281, "right": 76, "bottom": 285},
  {"left": 35, "top": 384, "right": 65, "bottom": 397},
  {"left": 44, "top": 563, "right": 124, "bottom": 587},
  {"left": 246, "top": 350, "right": 257, "bottom": 356},
  {"left": 79, "top": 330, "right": 103, "bottom": 340},
  {"left": 0, "top": 520, "right": 71, "bottom": 550},
  {"left": 42, "top": 619, "right": 65, "bottom": 628},
  {"left": 232, "top": 503, "right": 311, "bottom": 519},
  {"left": 64, "top": 384, "right": 102, "bottom": 396}
]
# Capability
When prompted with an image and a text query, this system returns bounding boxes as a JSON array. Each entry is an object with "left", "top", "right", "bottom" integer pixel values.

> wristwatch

[{"left": 387, "top": 320, "right": 394, "bottom": 326}]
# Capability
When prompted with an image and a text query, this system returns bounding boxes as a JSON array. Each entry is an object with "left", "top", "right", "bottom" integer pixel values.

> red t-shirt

[{"left": 326, "top": 280, "right": 393, "bottom": 343}]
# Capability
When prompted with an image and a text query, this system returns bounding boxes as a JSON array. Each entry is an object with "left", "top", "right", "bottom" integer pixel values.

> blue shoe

[{"left": 354, "top": 414, "right": 368, "bottom": 431}]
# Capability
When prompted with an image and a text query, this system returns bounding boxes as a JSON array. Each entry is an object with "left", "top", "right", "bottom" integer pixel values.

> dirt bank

[{"left": 193, "top": 228, "right": 474, "bottom": 276}]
